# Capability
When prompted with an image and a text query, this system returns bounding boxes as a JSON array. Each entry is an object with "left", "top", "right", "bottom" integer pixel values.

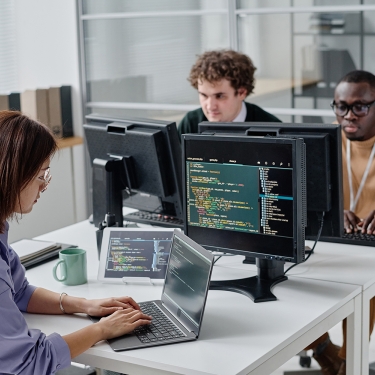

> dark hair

[
  {"left": 338, "top": 70, "right": 375, "bottom": 90},
  {"left": 0, "top": 111, "right": 57, "bottom": 232},
  {"left": 188, "top": 49, "right": 257, "bottom": 96}
]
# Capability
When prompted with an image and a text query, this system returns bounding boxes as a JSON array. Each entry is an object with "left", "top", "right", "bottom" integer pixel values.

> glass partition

[{"left": 78, "top": 0, "right": 375, "bottom": 123}]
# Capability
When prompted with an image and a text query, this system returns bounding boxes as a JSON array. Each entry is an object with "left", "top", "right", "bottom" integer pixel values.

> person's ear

[{"left": 237, "top": 87, "right": 247, "bottom": 99}]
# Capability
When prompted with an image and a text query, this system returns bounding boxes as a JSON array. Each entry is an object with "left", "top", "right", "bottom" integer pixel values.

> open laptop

[{"left": 91, "top": 229, "right": 214, "bottom": 351}]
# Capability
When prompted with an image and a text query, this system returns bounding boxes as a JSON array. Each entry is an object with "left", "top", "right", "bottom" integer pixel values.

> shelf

[
  {"left": 294, "top": 32, "right": 375, "bottom": 36},
  {"left": 292, "top": 10, "right": 370, "bottom": 106},
  {"left": 57, "top": 136, "right": 83, "bottom": 149}
]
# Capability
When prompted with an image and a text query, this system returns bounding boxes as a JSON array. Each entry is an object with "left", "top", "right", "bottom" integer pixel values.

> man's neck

[{"left": 232, "top": 101, "right": 247, "bottom": 122}]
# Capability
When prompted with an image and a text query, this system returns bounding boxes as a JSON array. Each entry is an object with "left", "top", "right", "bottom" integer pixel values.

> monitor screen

[
  {"left": 198, "top": 122, "right": 344, "bottom": 239},
  {"left": 84, "top": 114, "right": 182, "bottom": 227},
  {"left": 182, "top": 134, "right": 306, "bottom": 302}
]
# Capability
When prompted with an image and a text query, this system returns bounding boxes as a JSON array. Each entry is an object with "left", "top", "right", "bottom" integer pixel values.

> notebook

[
  {"left": 11, "top": 239, "right": 77, "bottom": 269},
  {"left": 91, "top": 229, "right": 214, "bottom": 351}
]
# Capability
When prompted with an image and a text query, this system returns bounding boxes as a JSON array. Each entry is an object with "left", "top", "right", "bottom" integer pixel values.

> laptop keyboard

[{"left": 134, "top": 302, "right": 186, "bottom": 344}]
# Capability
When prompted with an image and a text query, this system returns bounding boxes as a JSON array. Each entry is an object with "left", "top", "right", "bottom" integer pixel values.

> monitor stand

[
  {"left": 209, "top": 258, "right": 287, "bottom": 303},
  {"left": 243, "top": 256, "right": 256, "bottom": 264}
]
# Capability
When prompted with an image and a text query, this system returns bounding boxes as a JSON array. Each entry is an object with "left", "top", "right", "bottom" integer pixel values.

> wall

[
  {"left": 13, "top": 0, "right": 87, "bottom": 222},
  {"left": 14, "top": 0, "right": 81, "bottom": 134}
]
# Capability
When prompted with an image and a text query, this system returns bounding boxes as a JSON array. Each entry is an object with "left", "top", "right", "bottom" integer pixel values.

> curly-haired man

[{"left": 178, "top": 49, "right": 281, "bottom": 138}]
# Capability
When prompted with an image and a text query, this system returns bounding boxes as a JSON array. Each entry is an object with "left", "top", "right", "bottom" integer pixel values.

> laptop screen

[
  {"left": 162, "top": 234, "right": 212, "bottom": 328},
  {"left": 102, "top": 229, "right": 173, "bottom": 280}
]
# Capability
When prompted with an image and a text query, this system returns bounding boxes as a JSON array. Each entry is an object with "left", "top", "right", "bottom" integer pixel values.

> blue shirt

[{"left": 0, "top": 222, "right": 71, "bottom": 375}]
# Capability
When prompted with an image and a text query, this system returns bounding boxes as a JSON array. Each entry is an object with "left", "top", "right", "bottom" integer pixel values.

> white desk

[
  {"left": 289, "top": 241, "right": 375, "bottom": 375},
  {"left": 22, "top": 221, "right": 362, "bottom": 375},
  {"left": 215, "top": 240, "right": 375, "bottom": 375}
]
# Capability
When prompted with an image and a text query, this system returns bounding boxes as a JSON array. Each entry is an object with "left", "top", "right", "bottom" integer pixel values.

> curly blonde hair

[{"left": 188, "top": 50, "right": 256, "bottom": 96}]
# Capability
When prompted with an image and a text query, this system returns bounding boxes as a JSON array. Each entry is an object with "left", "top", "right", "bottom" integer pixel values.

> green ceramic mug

[{"left": 52, "top": 248, "right": 87, "bottom": 285}]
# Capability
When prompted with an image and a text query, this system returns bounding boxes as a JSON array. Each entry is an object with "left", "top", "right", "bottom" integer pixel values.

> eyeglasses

[
  {"left": 40, "top": 167, "right": 52, "bottom": 193},
  {"left": 330, "top": 100, "right": 375, "bottom": 117}
]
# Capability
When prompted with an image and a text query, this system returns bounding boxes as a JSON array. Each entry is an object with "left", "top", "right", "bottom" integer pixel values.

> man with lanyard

[
  {"left": 338, "top": 71, "right": 375, "bottom": 234},
  {"left": 305, "top": 70, "right": 375, "bottom": 375},
  {"left": 177, "top": 49, "right": 280, "bottom": 139}
]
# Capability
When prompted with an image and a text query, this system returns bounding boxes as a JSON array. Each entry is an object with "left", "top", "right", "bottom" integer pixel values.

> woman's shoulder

[
  {"left": 0, "top": 222, "right": 17, "bottom": 264},
  {"left": 0, "top": 227, "right": 13, "bottom": 293},
  {"left": 0, "top": 253, "right": 11, "bottom": 295}
]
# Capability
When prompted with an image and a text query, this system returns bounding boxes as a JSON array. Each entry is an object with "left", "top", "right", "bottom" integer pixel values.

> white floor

[{"left": 271, "top": 321, "right": 375, "bottom": 374}]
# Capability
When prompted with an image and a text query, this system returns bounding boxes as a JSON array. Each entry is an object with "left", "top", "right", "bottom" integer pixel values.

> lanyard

[{"left": 346, "top": 138, "right": 375, "bottom": 212}]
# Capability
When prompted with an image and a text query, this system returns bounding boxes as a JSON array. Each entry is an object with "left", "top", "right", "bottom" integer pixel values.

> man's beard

[
  {"left": 346, "top": 133, "right": 365, "bottom": 141},
  {"left": 344, "top": 126, "right": 365, "bottom": 141}
]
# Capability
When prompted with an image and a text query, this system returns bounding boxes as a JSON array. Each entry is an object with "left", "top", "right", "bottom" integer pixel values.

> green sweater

[{"left": 177, "top": 101, "right": 281, "bottom": 139}]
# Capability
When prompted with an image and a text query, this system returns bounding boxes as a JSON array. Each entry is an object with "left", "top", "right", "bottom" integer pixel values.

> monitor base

[
  {"left": 209, "top": 258, "right": 287, "bottom": 302},
  {"left": 243, "top": 256, "right": 256, "bottom": 264}
]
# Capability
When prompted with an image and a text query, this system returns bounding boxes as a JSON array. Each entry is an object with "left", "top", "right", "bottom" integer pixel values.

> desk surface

[
  {"left": 289, "top": 241, "right": 375, "bottom": 290},
  {"left": 213, "top": 240, "right": 375, "bottom": 291},
  {"left": 21, "top": 221, "right": 361, "bottom": 375}
]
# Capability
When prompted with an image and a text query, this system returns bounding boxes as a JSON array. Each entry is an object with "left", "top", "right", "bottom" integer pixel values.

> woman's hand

[
  {"left": 63, "top": 306, "right": 152, "bottom": 358},
  {"left": 82, "top": 296, "right": 141, "bottom": 317},
  {"left": 97, "top": 308, "right": 152, "bottom": 340}
]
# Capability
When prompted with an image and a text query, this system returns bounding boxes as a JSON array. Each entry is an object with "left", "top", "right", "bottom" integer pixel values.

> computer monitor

[
  {"left": 198, "top": 122, "right": 344, "bottom": 239},
  {"left": 182, "top": 134, "right": 306, "bottom": 302},
  {"left": 84, "top": 114, "right": 183, "bottom": 228}
]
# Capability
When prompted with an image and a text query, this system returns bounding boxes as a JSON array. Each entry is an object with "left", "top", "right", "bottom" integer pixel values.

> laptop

[{"left": 91, "top": 229, "right": 214, "bottom": 351}]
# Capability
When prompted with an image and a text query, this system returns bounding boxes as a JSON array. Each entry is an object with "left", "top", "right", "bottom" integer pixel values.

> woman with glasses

[{"left": 0, "top": 110, "right": 152, "bottom": 375}]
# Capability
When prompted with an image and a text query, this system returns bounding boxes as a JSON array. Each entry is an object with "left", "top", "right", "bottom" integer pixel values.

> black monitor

[
  {"left": 182, "top": 134, "right": 306, "bottom": 302},
  {"left": 198, "top": 122, "right": 344, "bottom": 239},
  {"left": 84, "top": 114, "right": 183, "bottom": 228}
]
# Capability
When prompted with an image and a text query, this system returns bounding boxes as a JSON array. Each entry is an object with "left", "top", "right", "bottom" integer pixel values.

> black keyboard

[
  {"left": 123, "top": 211, "right": 184, "bottom": 228},
  {"left": 134, "top": 302, "right": 185, "bottom": 344},
  {"left": 317, "top": 232, "right": 375, "bottom": 247}
]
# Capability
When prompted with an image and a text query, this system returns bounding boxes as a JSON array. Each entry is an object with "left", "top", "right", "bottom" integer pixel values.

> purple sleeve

[
  {"left": 0, "top": 284, "right": 71, "bottom": 374},
  {"left": 8, "top": 243, "right": 37, "bottom": 311},
  {"left": 0, "top": 225, "right": 71, "bottom": 374}
]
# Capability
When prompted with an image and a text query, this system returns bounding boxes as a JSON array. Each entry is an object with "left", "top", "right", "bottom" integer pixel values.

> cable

[
  {"left": 214, "top": 256, "right": 222, "bottom": 264},
  {"left": 213, "top": 252, "right": 235, "bottom": 265},
  {"left": 284, "top": 211, "right": 325, "bottom": 275}
]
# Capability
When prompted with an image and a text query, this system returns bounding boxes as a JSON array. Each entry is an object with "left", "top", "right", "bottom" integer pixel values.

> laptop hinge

[{"left": 161, "top": 303, "right": 195, "bottom": 333}]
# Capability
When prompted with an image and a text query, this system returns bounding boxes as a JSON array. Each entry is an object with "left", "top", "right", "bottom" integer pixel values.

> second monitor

[
  {"left": 198, "top": 122, "right": 344, "bottom": 240},
  {"left": 84, "top": 114, "right": 183, "bottom": 228}
]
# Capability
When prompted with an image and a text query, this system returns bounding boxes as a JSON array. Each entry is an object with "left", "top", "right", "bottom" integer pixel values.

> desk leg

[
  {"left": 346, "top": 293, "right": 362, "bottom": 375},
  {"left": 361, "top": 286, "right": 375, "bottom": 375}
]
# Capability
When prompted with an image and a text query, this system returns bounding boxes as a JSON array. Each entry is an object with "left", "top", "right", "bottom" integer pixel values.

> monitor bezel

[
  {"left": 198, "top": 122, "right": 344, "bottom": 239},
  {"left": 182, "top": 134, "right": 306, "bottom": 264},
  {"left": 84, "top": 114, "right": 183, "bottom": 227}
]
